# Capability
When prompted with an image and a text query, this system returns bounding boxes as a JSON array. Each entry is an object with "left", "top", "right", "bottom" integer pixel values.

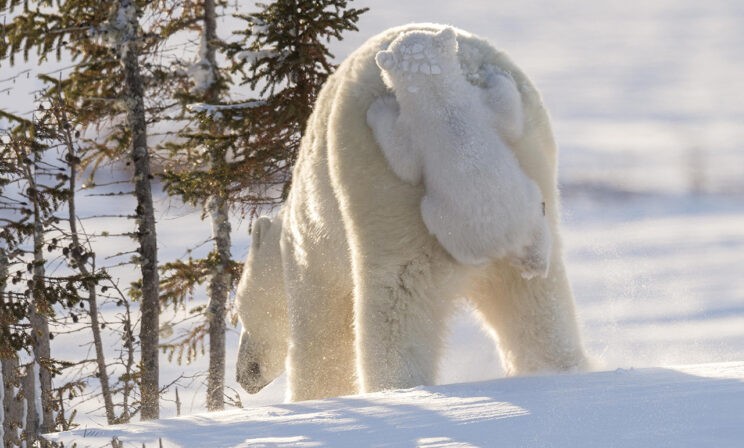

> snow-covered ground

[
  {"left": 49, "top": 361, "right": 744, "bottom": 447},
  {"left": 23, "top": 0, "right": 744, "bottom": 444}
]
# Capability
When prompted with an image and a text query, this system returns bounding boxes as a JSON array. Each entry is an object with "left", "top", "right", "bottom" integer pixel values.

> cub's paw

[
  {"left": 511, "top": 227, "right": 552, "bottom": 280},
  {"left": 511, "top": 250, "right": 550, "bottom": 280},
  {"left": 378, "top": 28, "right": 458, "bottom": 79},
  {"left": 366, "top": 94, "right": 399, "bottom": 129}
]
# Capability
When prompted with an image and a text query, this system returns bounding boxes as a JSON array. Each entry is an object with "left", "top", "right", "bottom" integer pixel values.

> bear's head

[
  {"left": 376, "top": 27, "right": 460, "bottom": 92},
  {"left": 235, "top": 213, "right": 289, "bottom": 394}
]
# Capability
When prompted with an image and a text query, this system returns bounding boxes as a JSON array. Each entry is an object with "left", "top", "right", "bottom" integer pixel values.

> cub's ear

[
  {"left": 375, "top": 50, "right": 396, "bottom": 71},
  {"left": 250, "top": 216, "right": 273, "bottom": 250},
  {"left": 435, "top": 27, "right": 458, "bottom": 51}
]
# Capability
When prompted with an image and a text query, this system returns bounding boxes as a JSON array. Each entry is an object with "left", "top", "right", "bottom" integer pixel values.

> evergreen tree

[
  {"left": 108, "top": 0, "right": 162, "bottom": 420},
  {"left": 43, "top": 89, "right": 118, "bottom": 424},
  {"left": 159, "top": 0, "right": 367, "bottom": 411},
  {"left": 0, "top": 108, "right": 86, "bottom": 441},
  {"left": 1, "top": 117, "right": 61, "bottom": 437}
]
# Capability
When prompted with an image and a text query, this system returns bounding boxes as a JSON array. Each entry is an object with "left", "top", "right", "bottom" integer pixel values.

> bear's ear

[
  {"left": 435, "top": 27, "right": 458, "bottom": 51},
  {"left": 375, "top": 50, "right": 396, "bottom": 71},
  {"left": 250, "top": 216, "right": 273, "bottom": 250}
]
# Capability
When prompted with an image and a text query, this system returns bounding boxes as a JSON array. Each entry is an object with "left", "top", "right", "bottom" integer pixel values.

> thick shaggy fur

[
  {"left": 367, "top": 28, "right": 551, "bottom": 276},
  {"left": 235, "top": 23, "right": 589, "bottom": 402}
]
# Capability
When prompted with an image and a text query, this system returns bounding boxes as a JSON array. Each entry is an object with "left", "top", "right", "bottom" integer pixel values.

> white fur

[
  {"left": 235, "top": 24, "right": 589, "bottom": 402},
  {"left": 235, "top": 213, "right": 288, "bottom": 394},
  {"left": 368, "top": 28, "right": 551, "bottom": 276}
]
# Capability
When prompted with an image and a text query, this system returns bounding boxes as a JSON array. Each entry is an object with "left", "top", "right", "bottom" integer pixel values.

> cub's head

[
  {"left": 376, "top": 27, "right": 460, "bottom": 91},
  {"left": 235, "top": 213, "right": 288, "bottom": 394}
]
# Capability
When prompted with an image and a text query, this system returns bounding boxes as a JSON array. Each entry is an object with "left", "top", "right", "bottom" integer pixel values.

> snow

[
  {"left": 187, "top": 101, "right": 267, "bottom": 114},
  {"left": 48, "top": 362, "right": 744, "bottom": 447},
  {"left": 235, "top": 49, "right": 280, "bottom": 65},
  {"left": 103, "top": 1, "right": 138, "bottom": 59},
  {"left": 33, "top": 361, "right": 43, "bottom": 429},
  {"left": 187, "top": 32, "right": 216, "bottom": 93}
]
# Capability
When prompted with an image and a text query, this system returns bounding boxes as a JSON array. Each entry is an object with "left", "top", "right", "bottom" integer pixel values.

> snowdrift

[{"left": 49, "top": 361, "right": 744, "bottom": 447}]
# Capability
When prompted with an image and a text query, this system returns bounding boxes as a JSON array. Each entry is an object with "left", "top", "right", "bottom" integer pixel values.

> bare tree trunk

[
  {"left": 114, "top": 0, "right": 160, "bottom": 420},
  {"left": 22, "top": 363, "right": 39, "bottom": 441},
  {"left": 120, "top": 293, "right": 136, "bottom": 423},
  {"left": 206, "top": 194, "right": 230, "bottom": 411},
  {"left": 0, "top": 259, "right": 5, "bottom": 445},
  {"left": 26, "top": 153, "right": 54, "bottom": 433},
  {"left": 2, "top": 357, "right": 22, "bottom": 448},
  {"left": 2, "top": 250, "right": 24, "bottom": 447},
  {"left": 202, "top": 0, "right": 232, "bottom": 412}
]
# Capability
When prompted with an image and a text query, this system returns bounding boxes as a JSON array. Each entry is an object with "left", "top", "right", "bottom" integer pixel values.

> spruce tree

[
  {"left": 199, "top": 0, "right": 233, "bottom": 412},
  {"left": 109, "top": 0, "right": 161, "bottom": 420},
  {"left": 159, "top": 0, "right": 234, "bottom": 412},
  {"left": 0, "top": 118, "right": 60, "bottom": 437},
  {"left": 159, "top": 0, "right": 367, "bottom": 410},
  {"left": 0, "top": 109, "right": 87, "bottom": 440}
]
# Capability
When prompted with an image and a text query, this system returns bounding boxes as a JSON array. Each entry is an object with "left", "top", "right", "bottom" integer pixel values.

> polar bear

[
  {"left": 235, "top": 23, "right": 588, "bottom": 402},
  {"left": 366, "top": 28, "right": 551, "bottom": 276}
]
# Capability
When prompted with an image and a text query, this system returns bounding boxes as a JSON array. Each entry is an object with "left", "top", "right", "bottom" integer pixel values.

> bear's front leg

[
  {"left": 366, "top": 95, "right": 423, "bottom": 185},
  {"left": 283, "top": 247, "right": 357, "bottom": 401},
  {"left": 285, "top": 286, "right": 357, "bottom": 401}
]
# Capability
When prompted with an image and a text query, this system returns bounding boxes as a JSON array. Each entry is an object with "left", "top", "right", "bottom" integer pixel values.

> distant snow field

[{"left": 44, "top": 0, "right": 744, "bottom": 445}]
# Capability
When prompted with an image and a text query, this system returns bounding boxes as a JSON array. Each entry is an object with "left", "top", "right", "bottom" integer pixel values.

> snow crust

[{"left": 49, "top": 362, "right": 744, "bottom": 447}]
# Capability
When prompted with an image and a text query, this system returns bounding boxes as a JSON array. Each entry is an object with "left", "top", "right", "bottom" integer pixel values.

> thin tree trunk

[
  {"left": 60, "top": 110, "right": 116, "bottom": 424},
  {"left": 108, "top": 280, "right": 136, "bottom": 424},
  {"left": 206, "top": 194, "right": 230, "bottom": 411},
  {"left": 2, "top": 365, "right": 19, "bottom": 446},
  {"left": 2, "top": 249, "right": 23, "bottom": 447},
  {"left": 26, "top": 152, "right": 54, "bottom": 433},
  {"left": 121, "top": 293, "right": 136, "bottom": 423},
  {"left": 202, "top": 0, "right": 231, "bottom": 412},
  {"left": 115, "top": 0, "right": 160, "bottom": 420},
  {"left": 2, "top": 357, "right": 22, "bottom": 448},
  {"left": 0, "top": 256, "right": 5, "bottom": 445},
  {"left": 22, "top": 363, "right": 38, "bottom": 440}
]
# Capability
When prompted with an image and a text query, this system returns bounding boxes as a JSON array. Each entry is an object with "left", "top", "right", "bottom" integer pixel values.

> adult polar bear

[{"left": 236, "top": 23, "right": 589, "bottom": 402}]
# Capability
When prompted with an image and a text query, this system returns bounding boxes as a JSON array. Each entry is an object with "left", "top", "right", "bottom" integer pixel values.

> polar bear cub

[{"left": 367, "top": 28, "right": 551, "bottom": 277}]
